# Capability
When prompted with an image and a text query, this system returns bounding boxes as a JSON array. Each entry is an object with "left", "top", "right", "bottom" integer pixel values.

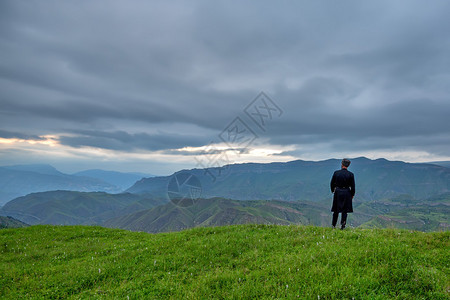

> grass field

[{"left": 1, "top": 225, "right": 449, "bottom": 299}]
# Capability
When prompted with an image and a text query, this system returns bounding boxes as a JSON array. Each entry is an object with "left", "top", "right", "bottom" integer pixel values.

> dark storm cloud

[
  {"left": 58, "top": 130, "right": 209, "bottom": 151},
  {"left": 0, "top": 129, "right": 45, "bottom": 141},
  {"left": 163, "top": 147, "right": 251, "bottom": 157},
  {"left": 1, "top": 0, "right": 450, "bottom": 161}
]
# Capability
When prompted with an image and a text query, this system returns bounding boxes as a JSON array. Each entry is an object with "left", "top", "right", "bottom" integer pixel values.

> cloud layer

[{"left": 1, "top": 0, "right": 450, "bottom": 173}]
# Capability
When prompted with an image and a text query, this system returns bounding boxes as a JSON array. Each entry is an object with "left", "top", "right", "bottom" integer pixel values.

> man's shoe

[
  {"left": 332, "top": 226, "right": 336, "bottom": 229},
  {"left": 340, "top": 225, "right": 345, "bottom": 230}
]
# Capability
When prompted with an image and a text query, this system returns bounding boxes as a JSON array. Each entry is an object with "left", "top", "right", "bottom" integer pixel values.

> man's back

[
  {"left": 330, "top": 169, "right": 355, "bottom": 196},
  {"left": 330, "top": 159, "right": 355, "bottom": 229}
]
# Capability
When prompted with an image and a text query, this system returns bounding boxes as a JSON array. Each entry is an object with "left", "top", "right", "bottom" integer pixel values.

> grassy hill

[
  {"left": 0, "top": 216, "right": 28, "bottom": 229},
  {"left": 0, "top": 225, "right": 448, "bottom": 299},
  {"left": 0, "top": 191, "right": 166, "bottom": 225}
]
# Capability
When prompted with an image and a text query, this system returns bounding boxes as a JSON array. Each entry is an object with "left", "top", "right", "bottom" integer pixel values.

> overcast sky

[{"left": 1, "top": 0, "right": 450, "bottom": 175}]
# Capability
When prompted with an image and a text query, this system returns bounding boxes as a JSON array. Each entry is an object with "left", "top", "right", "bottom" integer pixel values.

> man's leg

[
  {"left": 332, "top": 212, "right": 339, "bottom": 228},
  {"left": 341, "top": 212, "right": 348, "bottom": 229}
]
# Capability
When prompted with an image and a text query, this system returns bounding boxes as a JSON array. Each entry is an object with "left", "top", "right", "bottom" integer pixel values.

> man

[{"left": 330, "top": 158, "right": 355, "bottom": 229}]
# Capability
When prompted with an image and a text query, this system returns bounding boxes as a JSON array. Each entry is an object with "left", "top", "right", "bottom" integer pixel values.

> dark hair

[{"left": 342, "top": 158, "right": 351, "bottom": 167}]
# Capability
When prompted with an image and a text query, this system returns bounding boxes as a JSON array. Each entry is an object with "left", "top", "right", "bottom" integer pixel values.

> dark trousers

[{"left": 332, "top": 212, "right": 347, "bottom": 227}]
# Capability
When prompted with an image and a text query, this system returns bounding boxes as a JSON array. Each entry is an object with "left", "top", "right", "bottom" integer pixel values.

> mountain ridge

[
  {"left": 126, "top": 157, "right": 450, "bottom": 202},
  {"left": 1, "top": 164, "right": 64, "bottom": 176}
]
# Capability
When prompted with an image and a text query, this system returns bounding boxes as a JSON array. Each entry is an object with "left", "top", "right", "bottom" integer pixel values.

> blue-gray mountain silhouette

[{"left": 127, "top": 157, "right": 450, "bottom": 202}]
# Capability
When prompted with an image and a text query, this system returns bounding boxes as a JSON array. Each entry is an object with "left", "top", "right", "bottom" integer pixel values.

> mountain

[
  {"left": 0, "top": 216, "right": 29, "bottom": 229},
  {"left": 127, "top": 157, "right": 450, "bottom": 202},
  {"left": 0, "top": 191, "right": 166, "bottom": 225},
  {"left": 73, "top": 169, "right": 153, "bottom": 191},
  {"left": 2, "top": 164, "right": 64, "bottom": 176},
  {"left": 0, "top": 164, "right": 121, "bottom": 205}
]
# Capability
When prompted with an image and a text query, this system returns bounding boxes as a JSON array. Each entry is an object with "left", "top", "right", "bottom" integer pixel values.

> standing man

[{"left": 330, "top": 158, "right": 355, "bottom": 229}]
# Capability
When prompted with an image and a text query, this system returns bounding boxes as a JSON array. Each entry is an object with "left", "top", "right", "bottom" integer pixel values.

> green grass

[{"left": 1, "top": 225, "right": 448, "bottom": 299}]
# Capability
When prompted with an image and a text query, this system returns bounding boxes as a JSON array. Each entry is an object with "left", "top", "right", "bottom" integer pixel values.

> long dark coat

[{"left": 330, "top": 168, "right": 355, "bottom": 213}]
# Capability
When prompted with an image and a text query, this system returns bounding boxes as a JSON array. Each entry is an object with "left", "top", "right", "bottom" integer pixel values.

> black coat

[{"left": 330, "top": 168, "right": 355, "bottom": 213}]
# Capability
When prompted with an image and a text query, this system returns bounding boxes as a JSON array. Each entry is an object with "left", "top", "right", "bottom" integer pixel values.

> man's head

[{"left": 341, "top": 158, "right": 351, "bottom": 168}]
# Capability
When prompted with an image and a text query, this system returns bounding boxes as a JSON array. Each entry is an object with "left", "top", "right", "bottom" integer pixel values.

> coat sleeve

[
  {"left": 350, "top": 172, "right": 355, "bottom": 197},
  {"left": 330, "top": 172, "right": 336, "bottom": 193}
]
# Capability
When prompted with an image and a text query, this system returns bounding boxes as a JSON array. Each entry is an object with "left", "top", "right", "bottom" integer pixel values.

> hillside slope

[
  {"left": 0, "top": 225, "right": 448, "bottom": 299},
  {"left": 105, "top": 195, "right": 450, "bottom": 233},
  {"left": 104, "top": 198, "right": 331, "bottom": 233},
  {"left": 0, "top": 191, "right": 166, "bottom": 225},
  {"left": 4, "top": 191, "right": 448, "bottom": 231},
  {"left": 0, "top": 216, "right": 28, "bottom": 229},
  {"left": 126, "top": 157, "right": 450, "bottom": 202},
  {"left": 357, "top": 193, "right": 450, "bottom": 231}
]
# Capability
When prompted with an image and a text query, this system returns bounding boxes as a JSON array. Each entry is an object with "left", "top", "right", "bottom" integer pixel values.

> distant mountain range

[
  {"left": 127, "top": 157, "right": 450, "bottom": 202},
  {"left": 0, "top": 164, "right": 153, "bottom": 205},
  {"left": 2, "top": 164, "right": 65, "bottom": 176},
  {"left": 72, "top": 169, "right": 153, "bottom": 191},
  {"left": 1, "top": 158, "right": 449, "bottom": 232},
  {"left": 0, "top": 191, "right": 165, "bottom": 225}
]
